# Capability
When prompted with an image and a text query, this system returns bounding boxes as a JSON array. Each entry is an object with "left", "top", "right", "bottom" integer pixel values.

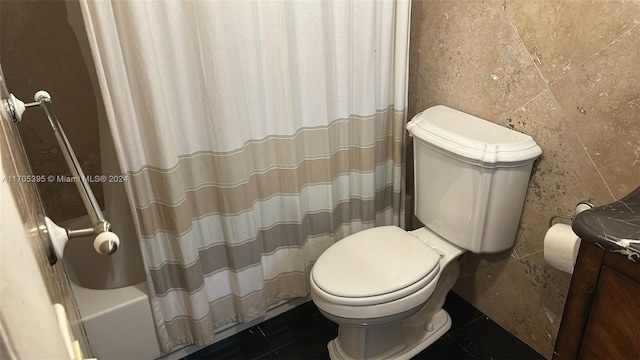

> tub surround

[
  {"left": 572, "top": 187, "right": 640, "bottom": 262},
  {"left": 0, "top": 0, "right": 103, "bottom": 221}
]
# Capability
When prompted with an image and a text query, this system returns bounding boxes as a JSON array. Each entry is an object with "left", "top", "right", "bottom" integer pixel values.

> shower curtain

[{"left": 79, "top": 0, "right": 410, "bottom": 351}]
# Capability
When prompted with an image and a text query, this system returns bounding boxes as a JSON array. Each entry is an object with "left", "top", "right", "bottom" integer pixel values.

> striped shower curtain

[{"left": 80, "top": 0, "right": 410, "bottom": 351}]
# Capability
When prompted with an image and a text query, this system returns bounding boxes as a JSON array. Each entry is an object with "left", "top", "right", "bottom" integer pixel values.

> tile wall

[
  {"left": 408, "top": 0, "right": 640, "bottom": 357},
  {"left": 0, "top": 0, "right": 103, "bottom": 222}
]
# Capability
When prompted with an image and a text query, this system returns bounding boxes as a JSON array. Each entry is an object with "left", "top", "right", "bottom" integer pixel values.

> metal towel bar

[
  {"left": 32, "top": 91, "right": 109, "bottom": 231},
  {"left": 7, "top": 90, "right": 119, "bottom": 264}
]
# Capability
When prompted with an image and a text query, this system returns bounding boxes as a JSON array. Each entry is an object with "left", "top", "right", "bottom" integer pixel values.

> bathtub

[
  {"left": 68, "top": 279, "right": 162, "bottom": 359},
  {"left": 62, "top": 3, "right": 308, "bottom": 358},
  {"left": 63, "top": 212, "right": 309, "bottom": 360},
  {"left": 55, "top": 86, "right": 304, "bottom": 358},
  {"left": 62, "top": 208, "right": 164, "bottom": 360}
]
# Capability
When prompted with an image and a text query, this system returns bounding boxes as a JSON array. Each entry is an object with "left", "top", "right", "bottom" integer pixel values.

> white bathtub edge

[
  {"left": 71, "top": 280, "right": 163, "bottom": 360},
  {"left": 71, "top": 279, "right": 312, "bottom": 360},
  {"left": 70, "top": 280, "right": 149, "bottom": 321}
]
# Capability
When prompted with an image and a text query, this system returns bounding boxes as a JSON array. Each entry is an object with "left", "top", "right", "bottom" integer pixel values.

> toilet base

[
  {"left": 327, "top": 309, "right": 451, "bottom": 360},
  {"left": 317, "top": 230, "right": 464, "bottom": 360}
]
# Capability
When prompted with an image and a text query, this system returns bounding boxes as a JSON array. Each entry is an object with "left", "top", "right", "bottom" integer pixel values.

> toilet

[{"left": 310, "top": 105, "right": 542, "bottom": 360}]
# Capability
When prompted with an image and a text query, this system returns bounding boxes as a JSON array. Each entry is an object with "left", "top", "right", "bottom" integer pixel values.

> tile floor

[{"left": 185, "top": 292, "right": 545, "bottom": 360}]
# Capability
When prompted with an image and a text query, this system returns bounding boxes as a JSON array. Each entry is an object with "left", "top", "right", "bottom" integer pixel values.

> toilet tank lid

[{"left": 407, "top": 105, "right": 542, "bottom": 164}]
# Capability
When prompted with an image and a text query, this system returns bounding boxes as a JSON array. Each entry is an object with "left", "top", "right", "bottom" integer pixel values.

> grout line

[
  {"left": 509, "top": 88, "right": 550, "bottom": 117},
  {"left": 256, "top": 324, "right": 267, "bottom": 336},
  {"left": 256, "top": 324, "right": 270, "bottom": 343},
  {"left": 503, "top": 6, "right": 626, "bottom": 203},
  {"left": 512, "top": 246, "right": 522, "bottom": 260},
  {"left": 448, "top": 314, "right": 488, "bottom": 337},
  {"left": 253, "top": 349, "right": 281, "bottom": 360},
  {"left": 502, "top": 3, "right": 549, "bottom": 82},
  {"left": 548, "top": 21, "right": 640, "bottom": 88},
  {"left": 442, "top": 334, "right": 479, "bottom": 360},
  {"left": 448, "top": 321, "right": 485, "bottom": 359},
  {"left": 572, "top": 130, "right": 617, "bottom": 201},
  {"left": 421, "top": 2, "right": 455, "bottom": 38},
  {"left": 521, "top": 248, "right": 544, "bottom": 259},
  {"left": 502, "top": 7, "right": 553, "bottom": 117},
  {"left": 409, "top": 0, "right": 456, "bottom": 59}
]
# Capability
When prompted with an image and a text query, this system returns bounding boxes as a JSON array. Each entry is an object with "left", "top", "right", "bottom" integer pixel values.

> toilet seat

[{"left": 311, "top": 226, "right": 441, "bottom": 307}]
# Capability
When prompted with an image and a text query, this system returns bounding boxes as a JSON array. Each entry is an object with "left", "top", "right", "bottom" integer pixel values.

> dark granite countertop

[{"left": 572, "top": 186, "right": 640, "bottom": 263}]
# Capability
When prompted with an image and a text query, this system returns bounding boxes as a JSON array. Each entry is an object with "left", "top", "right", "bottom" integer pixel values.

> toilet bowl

[
  {"left": 310, "top": 105, "right": 542, "bottom": 359},
  {"left": 311, "top": 226, "right": 464, "bottom": 359}
]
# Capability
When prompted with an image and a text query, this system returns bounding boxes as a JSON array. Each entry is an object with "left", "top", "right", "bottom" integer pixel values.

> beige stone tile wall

[
  {"left": 409, "top": 0, "right": 640, "bottom": 358},
  {"left": 0, "top": 0, "right": 102, "bottom": 222}
]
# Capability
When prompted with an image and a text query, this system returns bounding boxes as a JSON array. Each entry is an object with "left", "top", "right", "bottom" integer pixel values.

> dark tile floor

[{"left": 185, "top": 292, "right": 545, "bottom": 360}]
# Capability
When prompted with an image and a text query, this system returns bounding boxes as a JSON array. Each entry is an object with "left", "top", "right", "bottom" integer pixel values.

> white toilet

[{"left": 310, "top": 105, "right": 542, "bottom": 360}]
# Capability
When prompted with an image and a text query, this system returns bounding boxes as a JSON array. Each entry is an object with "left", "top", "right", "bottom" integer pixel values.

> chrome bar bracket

[{"left": 11, "top": 90, "right": 120, "bottom": 262}]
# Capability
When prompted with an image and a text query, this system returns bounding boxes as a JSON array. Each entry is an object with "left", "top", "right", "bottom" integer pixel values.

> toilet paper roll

[
  {"left": 544, "top": 223, "right": 581, "bottom": 274},
  {"left": 575, "top": 203, "right": 593, "bottom": 214}
]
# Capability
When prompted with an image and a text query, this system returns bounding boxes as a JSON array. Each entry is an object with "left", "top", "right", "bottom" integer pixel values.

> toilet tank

[{"left": 407, "top": 105, "right": 542, "bottom": 253}]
